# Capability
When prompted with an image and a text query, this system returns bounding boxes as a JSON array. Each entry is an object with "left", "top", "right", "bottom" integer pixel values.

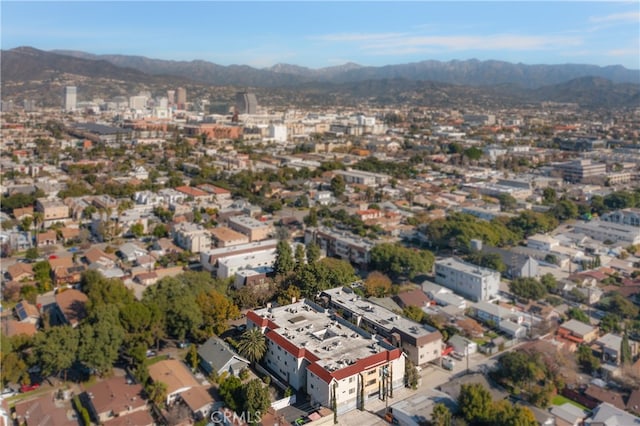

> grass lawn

[{"left": 552, "top": 395, "right": 588, "bottom": 410}]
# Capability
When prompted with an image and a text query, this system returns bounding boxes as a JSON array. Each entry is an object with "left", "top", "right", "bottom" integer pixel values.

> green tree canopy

[
  {"left": 370, "top": 243, "right": 434, "bottom": 279},
  {"left": 33, "top": 325, "right": 79, "bottom": 379},
  {"left": 458, "top": 383, "right": 493, "bottom": 424},
  {"left": 237, "top": 328, "right": 267, "bottom": 365}
]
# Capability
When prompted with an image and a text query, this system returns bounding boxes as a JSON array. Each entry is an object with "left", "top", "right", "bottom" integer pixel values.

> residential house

[
  {"left": 179, "top": 386, "right": 215, "bottom": 421},
  {"left": 14, "top": 391, "right": 77, "bottom": 426},
  {"left": 59, "top": 226, "right": 80, "bottom": 243},
  {"left": 6, "top": 262, "right": 34, "bottom": 282},
  {"left": 134, "top": 255, "right": 156, "bottom": 270},
  {"left": 304, "top": 227, "right": 374, "bottom": 268},
  {"left": 36, "top": 230, "right": 57, "bottom": 246},
  {"left": 148, "top": 359, "right": 200, "bottom": 406},
  {"left": 103, "top": 409, "right": 154, "bottom": 426},
  {"left": 472, "top": 301, "right": 527, "bottom": 339},
  {"left": 1, "top": 318, "right": 37, "bottom": 337},
  {"left": 198, "top": 337, "right": 250, "bottom": 377},
  {"left": 134, "top": 272, "right": 158, "bottom": 286},
  {"left": 627, "top": 388, "right": 640, "bottom": 416},
  {"left": 118, "top": 242, "right": 148, "bottom": 263},
  {"left": 53, "top": 289, "right": 88, "bottom": 327},
  {"left": 481, "top": 245, "right": 539, "bottom": 279},
  {"left": 422, "top": 281, "right": 467, "bottom": 310},
  {"left": 393, "top": 288, "right": 431, "bottom": 310},
  {"left": 84, "top": 376, "right": 148, "bottom": 424},
  {"left": 549, "top": 403, "right": 589, "bottom": 426},
  {"left": 557, "top": 319, "right": 598, "bottom": 344},
  {"left": 584, "top": 402, "right": 640, "bottom": 425},
  {"left": 592, "top": 333, "right": 638, "bottom": 366},
  {"left": 14, "top": 300, "right": 40, "bottom": 324},
  {"left": 584, "top": 385, "right": 627, "bottom": 411},
  {"left": 175, "top": 185, "right": 212, "bottom": 203},
  {"left": 83, "top": 247, "right": 117, "bottom": 269}
]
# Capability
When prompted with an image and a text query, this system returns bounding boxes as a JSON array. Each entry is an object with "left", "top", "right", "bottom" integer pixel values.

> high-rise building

[
  {"left": 235, "top": 91, "right": 258, "bottom": 114},
  {"left": 167, "top": 90, "right": 175, "bottom": 105},
  {"left": 176, "top": 87, "right": 187, "bottom": 108},
  {"left": 64, "top": 86, "right": 77, "bottom": 112}
]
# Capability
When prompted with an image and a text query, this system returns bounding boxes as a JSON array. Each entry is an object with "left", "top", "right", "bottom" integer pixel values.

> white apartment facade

[{"left": 434, "top": 257, "right": 500, "bottom": 302}]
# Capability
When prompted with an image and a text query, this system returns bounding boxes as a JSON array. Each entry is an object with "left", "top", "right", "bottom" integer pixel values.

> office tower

[
  {"left": 176, "top": 87, "right": 187, "bottom": 108},
  {"left": 64, "top": 86, "right": 77, "bottom": 112},
  {"left": 167, "top": 90, "right": 175, "bottom": 105},
  {"left": 235, "top": 91, "right": 258, "bottom": 114}
]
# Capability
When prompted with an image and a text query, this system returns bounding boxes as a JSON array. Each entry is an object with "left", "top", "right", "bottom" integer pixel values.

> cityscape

[{"left": 1, "top": 2, "right": 640, "bottom": 426}]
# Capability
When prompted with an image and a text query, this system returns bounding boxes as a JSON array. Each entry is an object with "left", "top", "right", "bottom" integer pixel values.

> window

[
  {"left": 349, "top": 388, "right": 356, "bottom": 394},
  {"left": 366, "top": 378, "right": 377, "bottom": 386},
  {"left": 310, "top": 384, "right": 314, "bottom": 389},
  {"left": 349, "top": 377, "right": 354, "bottom": 383}
]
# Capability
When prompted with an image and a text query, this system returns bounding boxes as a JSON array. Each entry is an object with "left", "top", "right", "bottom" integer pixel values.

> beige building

[
  {"left": 210, "top": 226, "right": 250, "bottom": 247},
  {"left": 227, "top": 215, "right": 272, "bottom": 242},
  {"left": 36, "top": 198, "right": 70, "bottom": 222}
]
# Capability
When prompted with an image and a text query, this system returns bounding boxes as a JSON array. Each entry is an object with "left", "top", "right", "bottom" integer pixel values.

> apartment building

[
  {"left": 247, "top": 298, "right": 405, "bottom": 415},
  {"left": 600, "top": 208, "right": 640, "bottom": 227},
  {"left": 335, "top": 169, "right": 390, "bottom": 186},
  {"left": 572, "top": 220, "right": 640, "bottom": 245},
  {"left": 35, "top": 198, "right": 70, "bottom": 223},
  {"left": 227, "top": 215, "right": 272, "bottom": 242},
  {"left": 172, "top": 222, "right": 212, "bottom": 253},
  {"left": 210, "top": 226, "right": 250, "bottom": 247},
  {"left": 554, "top": 159, "right": 607, "bottom": 183},
  {"left": 200, "top": 239, "right": 278, "bottom": 273},
  {"left": 304, "top": 227, "right": 374, "bottom": 268},
  {"left": 434, "top": 257, "right": 500, "bottom": 302},
  {"left": 320, "top": 287, "right": 443, "bottom": 367}
]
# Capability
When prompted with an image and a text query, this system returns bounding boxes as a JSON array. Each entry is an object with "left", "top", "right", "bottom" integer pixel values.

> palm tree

[{"left": 237, "top": 328, "right": 266, "bottom": 365}]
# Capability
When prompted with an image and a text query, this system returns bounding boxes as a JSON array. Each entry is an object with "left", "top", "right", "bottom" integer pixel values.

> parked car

[
  {"left": 442, "top": 357, "right": 455, "bottom": 371},
  {"left": 145, "top": 350, "right": 157, "bottom": 358},
  {"left": 178, "top": 341, "right": 191, "bottom": 349},
  {"left": 20, "top": 383, "right": 40, "bottom": 393}
]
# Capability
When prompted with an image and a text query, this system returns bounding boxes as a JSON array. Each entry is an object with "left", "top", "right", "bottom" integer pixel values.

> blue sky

[{"left": 2, "top": 1, "right": 639, "bottom": 69}]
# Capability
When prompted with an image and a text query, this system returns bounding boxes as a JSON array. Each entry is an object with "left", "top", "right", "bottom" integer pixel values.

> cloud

[
  {"left": 312, "top": 30, "right": 582, "bottom": 55},
  {"left": 589, "top": 11, "right": 640, "bottom": 23},
  {"left": 606, "top": 48, "right": 640, "bottom": 57}
]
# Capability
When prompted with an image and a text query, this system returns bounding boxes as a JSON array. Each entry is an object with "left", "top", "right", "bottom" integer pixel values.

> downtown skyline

[{"left": 2, "top": 1, "right": 639, "bottom": 70}]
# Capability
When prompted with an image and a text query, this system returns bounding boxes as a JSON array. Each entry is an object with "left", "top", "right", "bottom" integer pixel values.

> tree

[
  {"left": 567, "top": 307, "right": 590, "bottom": 324},
  {"left": 370, "top": 243, "right": 434, "bottom": 279},
  {"left": 33, "top": 325, "right": 79, "bottom": 380},
  {"left": 78, "top": 305, "right": 125, "bottom": 375},
  {"left": 509, "top": 277, "right": 547, "bottom": 301},
  {"left": 498, "top": 193, "right": 518, "bottom": 212},
  {"left": 306, "top": 242, "right": 321, "bottom": 264},
  {"left": 186, "top": 344, "right": 199, "bottom": 371},
  {"left": 330, "top": 175, "right": 346, "bottom": 197},
  {"left": 242, "top": 379, "right": 271, "bottom": 425},
  {"left": 218, "top": 375, "right": 243, "bottom": 411},
  {"left": 196, "top": 290, "right": 240, "bottom": 336},
  {"left": 146, "top": 380, "right": 168, "bottom": 406},
  {"left": 599, "top": 313, "right": 622, "bottom": 334},
  {"left": 294, "top": 244, "right": 306, "bottom": 272},
  {"left": 25, "top": 247, "right": 39, "bottom": 261},
  {"left": 621, "top": 332, "right": 632, "bottom": 365},
  {"left": 304, "top": 207, "right": 318, "bottom": 227},
  {"left": 403, "top": 305, "right": 424, "bottom": 323},
  {"left": 364, "top": 271, "right": 392, "bottom": 297},
  {"left": 577, "top": 345, "right": 600, "bottom": 374},
  {"left": 0, "top": 352, "right": 28, "bottom": 386},
  {"left": 465, "top": 252, "right": 506, "bottom": 273},
  {"left": 274, "top": 240, "right": 295, "bottom": 276},
  {"left": 458, "top": 383, "right": 493, "bottom": 424},
  {"left": 542, "top": 187, "right": 557, "bottom": 204},
  {"left": 550, "top": 199, "right": 579, "bottom": 221},
  {"left": 237, "top": 328, "right": 266, "bottom": 365},
  {"left": 130, "top": 223, "right": 144, "bottom": 237},
  {"left": 431, "top": 403, "right": 452, "bottom": 426},
  {"left": 404, "top": 358, "right": 419, "bottom": 390}
]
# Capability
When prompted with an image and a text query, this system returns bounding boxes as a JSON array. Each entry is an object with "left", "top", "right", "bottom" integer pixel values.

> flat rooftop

[
  {"left": 229, "top": 215, "right": 269, "bottom": 229},
  {"left": 254, "top": 300, "right": 395, "bottom": 373},
  {"left": 436, "top": 257, "right": 497, "bottom": 278},
  {"left": 322, "top": 287, "right": 438, "bottom": 339}
]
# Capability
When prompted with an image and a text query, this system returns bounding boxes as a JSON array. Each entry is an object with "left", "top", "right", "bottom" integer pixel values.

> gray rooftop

[{"left": 253, "top": 299, "right": 396, "bottom": 373}]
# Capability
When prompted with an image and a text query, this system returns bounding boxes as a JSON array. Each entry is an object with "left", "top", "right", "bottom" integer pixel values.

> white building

[
  {"left": 434, "top": 258, "right": 500, "bottom": 302},
  {"left": 64, "top": 86, "right": 77, "bottom": 112},
  {"left": 321, "top": 287, "right": 443, "bottom": 367},
  {"left": 247, "top": 299, "right": 405, "bottom": 415},
  {"left": 572, "top": 220, "right": 640, "bottom": 245},
  {"left": 172, "top": 222, "right": 211, "bottom": 253},
  {"left": 268, "top": 123, "right": 288, "bottom": 143}
]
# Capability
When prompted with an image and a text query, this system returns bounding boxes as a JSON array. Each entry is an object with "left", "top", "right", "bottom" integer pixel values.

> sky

[{"left": 2, "top": 1, "right": 639, "bottom": 70}]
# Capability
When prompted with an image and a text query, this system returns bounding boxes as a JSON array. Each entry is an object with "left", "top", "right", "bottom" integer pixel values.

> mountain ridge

[{"left": 49, "top": 47, "right": 640, "bottom": 89}]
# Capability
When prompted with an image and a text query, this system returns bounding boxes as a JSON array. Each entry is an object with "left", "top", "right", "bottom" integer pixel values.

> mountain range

[{"left": 2, "top": 46, "right": 639, "bottom": 108}]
